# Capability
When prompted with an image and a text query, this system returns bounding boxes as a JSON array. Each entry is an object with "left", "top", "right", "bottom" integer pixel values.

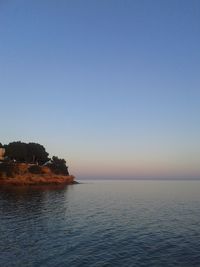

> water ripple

[{"left": 1, "top": 181, "right": 200, "bottom": 266}]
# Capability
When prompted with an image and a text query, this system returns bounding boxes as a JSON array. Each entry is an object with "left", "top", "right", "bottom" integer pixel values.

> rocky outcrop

[{"left": 0, "top": 163, "right": 76, "bottom": 186}]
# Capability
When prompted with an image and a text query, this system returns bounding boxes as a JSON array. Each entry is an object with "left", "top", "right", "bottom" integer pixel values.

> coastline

[
  {"left": 0, "top": 174, "right": 76, "bottom": 186},
  {"left": 0, "top": 162, "right": 77, "bottom": 186}
]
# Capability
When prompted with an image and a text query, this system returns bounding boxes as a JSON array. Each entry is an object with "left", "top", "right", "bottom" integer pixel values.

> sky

[{"left": 0, "top": 0, "right": 200, "bottom": 179}]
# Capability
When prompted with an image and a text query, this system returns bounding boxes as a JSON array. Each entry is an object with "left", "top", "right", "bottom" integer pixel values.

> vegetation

[
  {"left": 0, "top": 141, "right": 69, "bottom": 176},
  {"left": 0, "top": 163, "right": 15, "bottom": 178},
  {"left": 48, "top": 156, "right": 69, "bottom": 175},
  {"left": 28, "top": 165, "right": 42, "bottom": 174},
  {"left": 4, "top": 141, "right": 49, "bottom": 164}
]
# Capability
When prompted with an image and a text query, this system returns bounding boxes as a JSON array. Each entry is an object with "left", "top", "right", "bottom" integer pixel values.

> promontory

[{"left": 0, "top": 141, "right": 76, "bottom": 186}]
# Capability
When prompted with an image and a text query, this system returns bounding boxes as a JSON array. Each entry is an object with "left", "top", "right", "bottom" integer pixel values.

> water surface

[{"left": 0, "top": 180, "right": 200, "bottom": 266}]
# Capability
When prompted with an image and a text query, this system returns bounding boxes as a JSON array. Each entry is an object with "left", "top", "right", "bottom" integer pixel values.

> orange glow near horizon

[{"left": 68, "top": 156, "right": 200, "bottom": 179}]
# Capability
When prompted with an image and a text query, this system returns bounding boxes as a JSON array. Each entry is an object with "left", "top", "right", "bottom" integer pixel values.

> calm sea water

[{"left": 0, "top": 180, "right": 200, "bottom": 267}]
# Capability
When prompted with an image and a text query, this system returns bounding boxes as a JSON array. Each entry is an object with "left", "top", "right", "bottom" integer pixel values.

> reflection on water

[
  {"left": 1, "top": 181, "right": 200, "bottom": 267},
  {"left": 0, "top": 185, "right": 68, "bottom": 215}
]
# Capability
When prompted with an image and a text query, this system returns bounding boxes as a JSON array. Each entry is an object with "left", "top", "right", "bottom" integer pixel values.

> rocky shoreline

[
  {"left": 0, "top": 174, "right": 76, "bottom": 186},
  {"left": 0, "top": 163, "right": 77, "bottom": 186}
]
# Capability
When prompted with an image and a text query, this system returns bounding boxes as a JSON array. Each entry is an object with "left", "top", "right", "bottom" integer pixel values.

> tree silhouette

[
  {"left": 4, "top": 141, "right": 49, "bottom": 164},
  {"left": 49, "top": 156, "right": 69, "bottom": 175},
  {"left": 5, "top": 141, "right": 27, "bottom": 162},
  {"left": 27, "top": 142, "right": 49, "bottom": 164},
  {"left": 3, "top": 141, "right": 69, "bottom": 175}
]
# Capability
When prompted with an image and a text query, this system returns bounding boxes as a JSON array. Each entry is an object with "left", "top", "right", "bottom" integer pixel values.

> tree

[
  {"left": 4, "top": 141, "right": 49, "bottom": 164},
  {"left": 49, "top": 156, "right": 69, "bottom": 175},
  {"left": 3, "top": 141, "right": 69, "bottom": 174},
  {"left": 5, "top": 141, "right": 27, "bottom": 162},
  {"left": 27, "top": 143, "right": 49, "bottom": 164}
]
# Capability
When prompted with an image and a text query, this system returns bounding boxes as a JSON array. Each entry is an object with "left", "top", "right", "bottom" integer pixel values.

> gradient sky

[{"left": 0, "top": 0, "right": 200, "bottom": 179}]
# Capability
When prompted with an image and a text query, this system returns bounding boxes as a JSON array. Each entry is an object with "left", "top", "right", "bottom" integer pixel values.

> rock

[{"left": 0, "top": 163, "right": 76, "bottom": 186}]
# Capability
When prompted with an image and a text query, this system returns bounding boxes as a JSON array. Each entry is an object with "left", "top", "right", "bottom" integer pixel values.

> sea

[{"left": 0, "top": 180, "right": 200, "bottom": 267}]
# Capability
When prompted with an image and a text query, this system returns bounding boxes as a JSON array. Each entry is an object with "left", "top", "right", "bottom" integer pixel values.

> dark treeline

[
  {"left": 49, "top": 156, "right": 69, "bottom": 175},
  {"left": 4, "top": 141, "right": 49, "bottom": 165},
  {"left": 1, "top": 141, "right": 69, "bottom": 175}
]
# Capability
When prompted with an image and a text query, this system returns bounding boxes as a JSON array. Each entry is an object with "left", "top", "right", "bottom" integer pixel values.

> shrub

[
  {"left": 28, "top": 165, "right": 42, "bottom": 174},
  {"left": 48, "top": 156, "right": 69, "bottom": 175},
  {"left": 0, "top": 163, "right": 15, "bottom": 178}
]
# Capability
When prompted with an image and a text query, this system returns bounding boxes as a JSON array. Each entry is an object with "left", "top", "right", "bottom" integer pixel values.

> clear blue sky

[{"left": 1, "top": 0, "right": 200, "bottom": 179}]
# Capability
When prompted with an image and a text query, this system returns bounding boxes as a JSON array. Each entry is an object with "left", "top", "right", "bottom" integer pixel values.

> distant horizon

[{"left": 78, "top": 177, "right": 200, "bottom": 181}]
